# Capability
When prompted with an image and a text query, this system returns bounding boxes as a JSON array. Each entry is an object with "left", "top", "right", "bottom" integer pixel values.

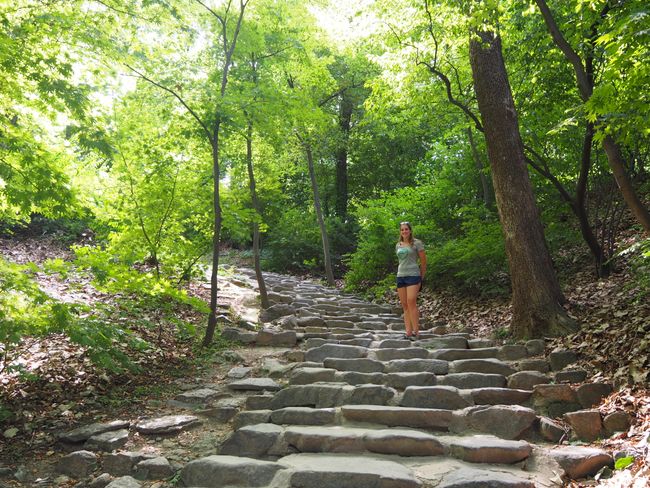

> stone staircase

[{"left": 177, "top": 272, "right": 617, "bottom": 488}]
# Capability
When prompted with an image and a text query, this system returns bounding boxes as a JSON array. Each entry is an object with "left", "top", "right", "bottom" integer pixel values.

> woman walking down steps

[{"left": 396, "top": 221, "right": 426, "bottom": 340}]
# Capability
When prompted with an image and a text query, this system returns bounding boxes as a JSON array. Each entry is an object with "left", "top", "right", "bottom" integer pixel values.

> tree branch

[{"left": 125, "top": 64, "right": 212, "bottom": 141}]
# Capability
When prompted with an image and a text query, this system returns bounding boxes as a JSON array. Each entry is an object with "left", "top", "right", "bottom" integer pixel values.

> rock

[
  {"left": 349, "top": 384, "right": 396, "bottom": 405},
  {"left": 471, "top": 388, "right": 532, "bottom": 405},
  {"left": 219, "top": 423, "right": 286, "bottom": 458},
  {"left": 256, "top": 329, "right": 297, "bottom": 347},
  {"left": 449, "top": 358, "right": 516, "bottom": 376},
  {"left": 284, "top": 350, "right": 305, "bottom": 362},
  {"left": 431, "top": 348, "right": 499, "bottom": 361},
  {"left": 603, "top": 411, "right": 632, "bottom": 434},
  {"left": 507, "top": 371, "right": 550, "bottom": 390},
  {"left": 105, "top": 476, "right": 141, "bottom": 488},
  {"left": 421, "top": 336, "right": 468, "bottom": 349},
  {"left": 174, "top": 388, "right": 222, "bottom": 405},
  {"left": 533, "top": 384, "right": 578, "bottom": 406},
  {"left": 56, "top": 450, "right": 98, "bottom": 478},
  {"left": 220, "top": 327, "right": 256, "bottom": 344},
  {"left": 564, "top": 409, "right": 603, "bottom": 442},
  {"left": 438, "top": 373, "right": 506, "bottom": 389},
  {"left": 133, "top": 457, "right": 175, "bottom": 481},
  {"left": 517, "top": 359, "right": 550, "bottom": 373},
  {"left": 85, "top": 429, "right": 129, "bottom": 452},
  {"left": 439, "top": 467, "right": 535, "bottom": 488},
  {"left": 262, "top": 358, "right": 295, "bottom": 378},
  {"left": 447, "top": 436, "right": 532, "bottom": 464},
  {"left": 385, "top": 358, "right": 449, "bottom": 375},
  {"left": 341, "top": 405, "right": 453, "bottom": 430},
  {"left": 226, "top": 367, "right": 253, "bottom": 379},
  {"left": 246, "top": 394, "right": 274, "bottom": 410},
  {"left": 364, "top": 429, "right": 445, "bottom": 456},
  {"left": 525, "top": 339, "right": 546, "bottom": 356},
  {"left": 498, "top": 344, "right": 528, "bottom": 360},
  {"left": 372, "top": 348, "right": 429, "bottom": 361},
  {"left": 402, "top": 386, "right": 471, "bottom": 410},
  {"left": 135, "top": 415, "right": 199, "bottom": 435},
  {"left": 468, "top": 339, "right": 495, "bottom": 349},
  {"left": 304, "top": 344, "right": 368, "bottom": 362},
  {"left": 270, "top": 407, "right": 336, "bottom": 426},
  {"left": 283, "top": 425, "right": 365, "bottom": 453},
  {"left": 60, "top": 421, "right": 130, "bottom": 443},
  {"left": 88, "top": 473, "right": 113, "bottom": 488},
  {"left": 386, "top": 372, "right": 437, "bottom": 389},
  {"left": 233, "top": 410, "right": 272, "bottom": 429},
  {"left": 103, "top": 452, "right": 156, "bottom": 477},
  {"left": 271, "top": 384, "right": 355, "bottom": 409},
  {"left": 548, "top": 350, "right": 578, "bottom": 371},
  {"left": 227, "top": 377, "right": 281, "bottom": 392},
  {"left": 323, "top": 358, "right": 385, "bottom": 373},
  {"left": 539, "top": 416, "right": 567, "bottom": 443},
  {"left": 451, "top": 405, "right": 537, "bottom": 439},
  {"left": 278, "top": 453, "right": 421, "bottom": 488},
  {"left": 555, "top": 369, "right": 588, "bottom": 383},
  {"left": 548, "top": 446, "right": 613, "bottom": 479},
  {"left": 180, "top": 455, "right": 284, "bottom": 488},
  {"left": 335, "top": 371, "right": 385, "bottom": 385},
  {"left": 576, "top": 383, "right": 613, "bottom": 408},
  {"left": 260, "top": 303, "right": 295, "bottom": 322},
  {"left": 296, "top": 316, "right": 326, "bottom": 328},
  {"left": 290, "top": 367, "right": 336, "bottom": 385}
]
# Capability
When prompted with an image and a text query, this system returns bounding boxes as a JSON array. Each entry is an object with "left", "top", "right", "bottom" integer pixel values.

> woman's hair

[{"left": 399, "top": 221, "right": 414, "bottom": 245}]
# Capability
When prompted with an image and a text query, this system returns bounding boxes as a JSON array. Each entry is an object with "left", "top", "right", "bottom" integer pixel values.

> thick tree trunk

[
  {"left": 304, "top": 143, "right": 336, "bottom": 286},
  {"left": 335, "top": 96, "right": 353, "bottom": 218},
  {"left": 469, "top": 30, "right": 577, "bottom": 339},
  {"left": 246, "top": 121, "right": 269, "bottom": 309}
]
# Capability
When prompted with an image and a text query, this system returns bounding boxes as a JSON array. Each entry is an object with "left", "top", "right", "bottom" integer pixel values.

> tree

[
  {"left": 469, "top": 24, "right": 577, "bottom": 338},
  {"left": 534, "top": 0, "right": 650, "bottom": 234}
]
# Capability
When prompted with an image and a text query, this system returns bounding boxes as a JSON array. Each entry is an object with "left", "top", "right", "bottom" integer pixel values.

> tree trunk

[
  {"left": 469, "top": 29, "right": 577, "bottom": 339},
  {"left": 304, "top": 142, "right": 336, "bottom": 286},
  {"left": 335, "top": 95, "right": 353, "bottom": 218},
  {"left": 602, "top": 135, "right": 650, "bottom": 233},
  {"left": 246, "top": 121, "right": 269, "bottom": 309},
  {"left": 466, "top": 126, "right": 494, "bottom": 208},
  {"left": 203, "top": 129, "right": 223, "bottom": 346}
]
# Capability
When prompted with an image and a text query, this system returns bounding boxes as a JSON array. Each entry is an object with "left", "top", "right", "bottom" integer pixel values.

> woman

[{"left": 396, "top": 221, "right": 426, "bottom": 340}]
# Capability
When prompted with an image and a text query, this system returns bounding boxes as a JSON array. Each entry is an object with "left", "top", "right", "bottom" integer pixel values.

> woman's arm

[{"left": 419, "top": 249, "right": 427, "bottom": 279}]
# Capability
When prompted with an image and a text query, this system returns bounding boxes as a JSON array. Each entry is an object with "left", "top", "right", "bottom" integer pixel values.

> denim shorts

[{"left": 396, "top": 275, "right": 421, "bottom": 288}]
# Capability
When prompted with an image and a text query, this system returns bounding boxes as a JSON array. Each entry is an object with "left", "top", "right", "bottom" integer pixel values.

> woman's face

[{"left": 400, "top": 224, "right": 411, "bottom": 239}]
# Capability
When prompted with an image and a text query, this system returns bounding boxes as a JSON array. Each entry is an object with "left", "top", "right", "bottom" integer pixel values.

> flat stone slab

[
  {"left": 305, "top": 344, "right": 368, "bottom": 362},
  {"left": 105, "top": 476, "right": 141, "bottom": 488},
  {"left": 451, "top": 405, "right": 537, "bottom": 439},
  {"left": 438, "top": 467, "right": 535, "bottom": 488},
  {"left": 421, "top": 336, "right": 468, "bottom": 349},
  {"left": 547, "top": 446, "right": 613, "bottom": 479},
  {"left": 278, "top": 453, "right": 421, "bottom": 488},
  {"left": 227, "top": 366, "right": 253, "bottom": 379},
  {"left": 135, "top": 415, "right": 199, "bottom": 435},
  {"left": 219, "top": 423, "right": 285, "bottom": 458},
  {"left": 174, "top": 388, "right": 222, "bottom": 405},
  {"left": 335, "top": 371, "right": 385, "bottom": 385},
  {"left": 85, "top": 429, "right": 129, "bottom": 452},
  {"left": 364, "top": 428, "right": 445, "bottom": 456},
  {"left": 284, "top": 425, "right": 367, "bottom": 453},
  {"left": 290, "top": 367, "right": 337, "bottom": 385},
  {"left": 60, "top": 420, "right": 130, "bottom": 443},
  {"left": 386, "top": 372, "right": 437, "bottom": 389},
  {"left": 471, "top": 388, "right": 532, "bottom": 405},
  {"left": 270, "top": 407, "right": 336, "bottom": 426},
  {"left": 180, "top": 455, "right": 284, "bottom": 487},
  {"left": 372, "top": 348, "right": 429, "bottom": 361},
  {"left": 431, "top": 348, "right": 499, "bottom": 361},
  {"left": 445, "top": 435, "right": 532, "bottom": 464},
  {"left": 401, "top": 386, "right": 471, "bottom": 410},
  {"left": 271, "top": 384, "right": 355, "bottom": 409},
  {"left": 449, "top": 358, "right": 516, "bottom": 376},
  {"left": 385, "top": 359, "right": 449, "bottom": 374},
  {"left": 324, "top": 358, "right": 385, "bottom": 373},
  {"left": 438, "top": 373, "right": 506, "bottom": 389},
  {"left": 228, "top": 377, "right": 281, "bottom": 391},
  {"left": 342, "top": 405, "right": 452, "bottom": 430}
]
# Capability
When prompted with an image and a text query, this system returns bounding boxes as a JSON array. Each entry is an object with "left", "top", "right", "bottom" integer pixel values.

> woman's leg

[
  {"left": 406, "top": 284, "right": 420, "bottom": 336},
  {"left": 397, "top": 286, "right": 412, "bottom": 336}
]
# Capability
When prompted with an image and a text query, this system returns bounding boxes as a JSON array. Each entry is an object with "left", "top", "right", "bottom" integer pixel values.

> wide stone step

[
  {"left": 278, "top": 453, "right": 421, "bottom": 488},
  {"left": 448, "top": 358, "right": 517, "bottom": 376},
  {"left": 431, "top": 348, "right": 499, "bottom": 360},
  {"left": 442, "top": 435, "right": 532, "bottom": 464},
  {"left": 370, "top": 348, "right": 430, "bottom": 361},
  {"left": 341, "top": 405, "right": 453, "bottom": 430},
  {"left": 270, "top": 383, "right": 396, "bottom": 409}
]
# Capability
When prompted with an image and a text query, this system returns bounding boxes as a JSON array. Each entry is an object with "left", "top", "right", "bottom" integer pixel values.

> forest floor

[{"left": 0, "top": 234, "right": 648, "bottom": 487}]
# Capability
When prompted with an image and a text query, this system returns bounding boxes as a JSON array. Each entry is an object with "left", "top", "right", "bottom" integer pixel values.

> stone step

[
  {"left": 270, "top": 383, "right": 396, "bottom": 409},
  {"left": 219, "top": 423, "right": 535, "bottom": 465},
  {"left": 341, "top": 405, "right": 453, "bottom": 430},
  {"left": 430, "top": 348, "right": 500, "bottom": 360}
]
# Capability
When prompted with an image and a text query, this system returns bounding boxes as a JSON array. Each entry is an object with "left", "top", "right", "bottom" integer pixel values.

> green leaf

[{"left": 614, "top": 456, "right": 635, "bottom": 470}]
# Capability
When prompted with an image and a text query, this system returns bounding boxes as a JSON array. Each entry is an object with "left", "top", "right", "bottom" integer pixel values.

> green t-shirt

[{"left": 396, "top": 239, "right": 424, "bottom": 277}]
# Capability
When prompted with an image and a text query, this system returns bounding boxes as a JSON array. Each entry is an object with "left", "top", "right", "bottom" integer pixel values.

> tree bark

[
  {"left": 304, "top": 141, "right": 336, "bottom": 286},
  {"left": 469, "top": 29, "right": 577, "bottom": 339},
  {"left": 246, "top": 120, "right": 269, "bottom": 309}
]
